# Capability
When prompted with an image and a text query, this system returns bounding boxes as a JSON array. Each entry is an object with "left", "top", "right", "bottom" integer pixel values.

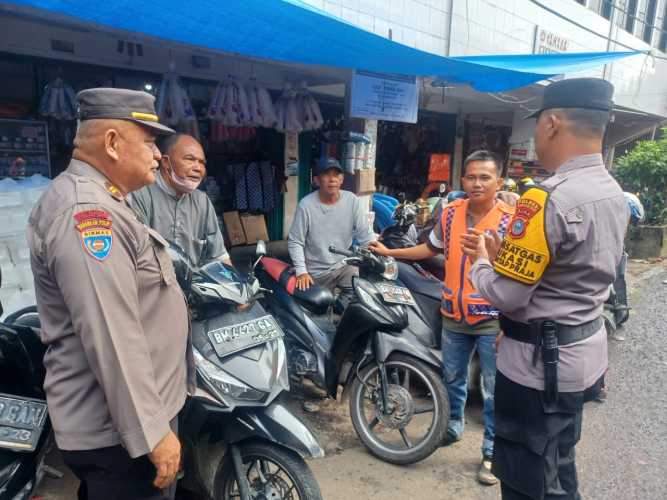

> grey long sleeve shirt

[
  {"left": 288, "top": 190, "right": 374, "bottom": 277},
  {"left": 470, "top": 154, "right": 629, "bottom": 392},
  {"left": 129, "top": 171, "right": 229, "bottom": 267}
]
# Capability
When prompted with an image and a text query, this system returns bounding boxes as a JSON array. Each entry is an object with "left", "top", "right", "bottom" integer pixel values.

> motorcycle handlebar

[{"left": 329, "top": 246, "right": 355, "bottom": 257}]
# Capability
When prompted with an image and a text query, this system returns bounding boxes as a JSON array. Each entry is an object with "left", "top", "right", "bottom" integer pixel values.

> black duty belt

[{"left": 500, "top": 316, "right": 603, "bottom": 346}]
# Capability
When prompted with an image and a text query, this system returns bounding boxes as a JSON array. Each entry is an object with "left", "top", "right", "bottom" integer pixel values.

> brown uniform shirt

[
  {"left": 470, "top": 154, "right": 629, "bottom": 391},
  {"left": 27, "top": 159, "right": 195, "bottom": 458}
]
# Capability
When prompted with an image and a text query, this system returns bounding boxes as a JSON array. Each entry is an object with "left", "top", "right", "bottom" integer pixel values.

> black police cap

[
  {"left": 76, "top": 88, "right": 175, "bottom": 135},
  {"left": 526, "top": 78, "right": 614, "bottom": 119}
]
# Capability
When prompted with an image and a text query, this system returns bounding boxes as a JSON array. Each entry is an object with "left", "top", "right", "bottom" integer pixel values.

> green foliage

[{"left": 614, "top": 128, "right": 667, "bottom": 225}]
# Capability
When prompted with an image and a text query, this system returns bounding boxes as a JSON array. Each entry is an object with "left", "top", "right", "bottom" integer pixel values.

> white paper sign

[{"left": 350, "top": 70, "right": 419, "bottom": 124}]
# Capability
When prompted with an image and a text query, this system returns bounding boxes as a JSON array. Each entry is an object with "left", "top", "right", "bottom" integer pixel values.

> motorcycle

[
  {"left": 379, "top": 200, "right": 483, "bottom": 395},
  {"left": 0, "top": 270, "right": 50, "bottom": 499},
  {"left": 256, "top": 245, "right": 448, "bottom": 465},
  {"left": 1, "top": 242, "right": 325, "bottom": 500},
  {"left": 169, "top": 241, "right": 324, "bottom": 500}
]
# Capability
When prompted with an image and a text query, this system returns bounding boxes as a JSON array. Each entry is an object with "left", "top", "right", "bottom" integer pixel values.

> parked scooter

[
  {"left": 379, "top": 199, "right": 483, "bottom": 395},
  {"left": 169, "top": 241, "right": 324, "bottom": 500},
  {"left": 0, "top": 243, "right": 325, "bottom": 500},
  {"left": 257, "top": 245, "right": 448, "bottom": 465},
  {"left": 0, "top": 270, "right": 50, "bottom": 500}
]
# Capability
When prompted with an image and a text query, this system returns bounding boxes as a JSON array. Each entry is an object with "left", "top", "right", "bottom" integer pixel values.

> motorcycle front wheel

[
  {"left": 349, "top": 354, "right": 448, "bottom": 465},
  {"left": 214, "top": 442, "right": 322, "bottom": 500}
]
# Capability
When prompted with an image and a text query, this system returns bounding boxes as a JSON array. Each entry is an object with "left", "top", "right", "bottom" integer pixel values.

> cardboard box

[
  {"left": 222, "top": 211, "right": 246, "bottom": 246},
  {"left": 240, "top": 214, "right": 269, "bottom": 244},
  {"left": 354, "top": 168, "right": 376, "bottom": 194}
]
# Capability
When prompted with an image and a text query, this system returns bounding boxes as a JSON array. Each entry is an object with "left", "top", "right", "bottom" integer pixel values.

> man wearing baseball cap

[
  {"left": 288, "top": 157, "right": 375, "bottom": 300},
  {"left": 27, "top": 88, "right": 194, "bottom": 499},
  {"left": 461, "top": 78, "right": 629, "bottom": 499}
]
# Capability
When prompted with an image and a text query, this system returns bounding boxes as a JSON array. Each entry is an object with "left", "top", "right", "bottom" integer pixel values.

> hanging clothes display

[
  {"left": 295, "top": 83, "right": 324, "bottom": 132},
  {"left": 38, "top": 77, "right": 77, "bottom": 149},
  {"left": 39, "top": 78, "right": 76, "bottom": 120},
  {"left": 273, "top": 84, "right": 324, "bottom": 134},
  {"left": 208, "top": 78, "right": 275, "bottom": 143},
  {"left": 208, "top": 78, "right": 250, "bottom": 126},
  {"left": 274, "top": 85, "right": 303, "bottom": 134},
  {"left": 230, "top": 161, "right": 276, "bottom": 213},
  {"left": 155, "top": 72, "right": 200, "bottom": 140},
  {"left": 246, "top": 80, "right": 277, "bottom": 128}
]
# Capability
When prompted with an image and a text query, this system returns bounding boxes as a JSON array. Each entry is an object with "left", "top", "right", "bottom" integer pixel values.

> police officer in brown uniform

[
  {"left": 461, "top": 78, "right": 629, "bottom": 499},
  {"left": 27, "top": 88, "right": 194, "bottom": 500}
]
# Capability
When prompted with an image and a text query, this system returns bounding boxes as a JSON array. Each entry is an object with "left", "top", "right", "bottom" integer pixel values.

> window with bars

[
  {"left": 625, "top": 0, "right": 639, "bottom": 33},
  {"left": 643, "top": 0, "right": 658, "bottom": 43},
  {"left": 659, "top": 5, "right": 667, "bottom": 50}
]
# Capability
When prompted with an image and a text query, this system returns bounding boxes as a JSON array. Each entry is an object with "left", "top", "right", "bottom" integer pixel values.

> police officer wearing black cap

[
  {"left": 27, "top": 88, "right": 194, "bottom": 499},
  {"left": 460, "top": 78, "right": 629, "bottom": 499}
]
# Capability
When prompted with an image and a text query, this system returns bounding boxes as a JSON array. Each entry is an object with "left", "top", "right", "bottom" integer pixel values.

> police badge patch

[
  {"left": 74, "top": 210, "right": 113, "bottom": 261},
  {"left": 493, "top": 187, "right": 551, "bottom": 285},
  {"left": 509, "top": 198, "right": 541, "bottom": 238}
]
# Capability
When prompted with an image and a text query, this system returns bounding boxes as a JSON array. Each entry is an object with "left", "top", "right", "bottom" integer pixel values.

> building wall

[{"left": 303, "top": 0, "right": 667, "bottom": 116}]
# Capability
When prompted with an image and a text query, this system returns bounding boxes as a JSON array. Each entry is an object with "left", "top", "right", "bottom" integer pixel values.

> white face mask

[{"left": 164, "top": 156, "right": 201, "bottom": 194}]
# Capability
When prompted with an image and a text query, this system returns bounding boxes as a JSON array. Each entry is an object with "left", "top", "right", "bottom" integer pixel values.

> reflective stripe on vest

[{"left": 440, "top": 198, "right": 515, "bottom": 326}]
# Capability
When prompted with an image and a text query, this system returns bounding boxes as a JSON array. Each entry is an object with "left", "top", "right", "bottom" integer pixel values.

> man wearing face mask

[{"left": 130, "top": 133, "right": 231, "bottom": 267}]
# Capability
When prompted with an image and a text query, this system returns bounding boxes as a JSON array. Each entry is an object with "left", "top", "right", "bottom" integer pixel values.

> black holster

[{"left": 541, "top": 320, "right": 559, "bottom": 403}]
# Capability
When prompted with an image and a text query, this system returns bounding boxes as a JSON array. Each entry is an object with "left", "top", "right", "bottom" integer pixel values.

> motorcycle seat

[
  {"left": 397, "top": 261, "right": 442, "bottom": 301},
  {"left": 261, "top": 257, "right": 334, "bottom": 314}
]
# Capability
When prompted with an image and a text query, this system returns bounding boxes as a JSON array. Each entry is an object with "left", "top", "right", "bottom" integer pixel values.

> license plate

[
  {"left": 0, "top": 394, "right": 48, "bottom": 452},
  {"left": 208, "top": 315, "right": 283, "bottom": 358},
  {"left": 377, "top": 284, "right": 416, "bottom": 306}
]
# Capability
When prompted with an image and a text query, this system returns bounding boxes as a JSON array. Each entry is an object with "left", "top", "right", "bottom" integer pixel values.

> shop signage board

[
  {"left": 0, "top": 119, "right": 50, "bottom": 179},
  {"left": 533, "top": 27, "right": 570, "bottom": 55},
  {"left": 350, "top": 70, "right": 419, "bottom": 124}
]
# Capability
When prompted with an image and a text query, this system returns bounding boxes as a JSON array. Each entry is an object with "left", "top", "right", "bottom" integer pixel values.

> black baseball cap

[
  {"left": 526, "top": 78, "right": 614, "bottom": 119},
  {"left": 76, "top": 88, "right": 175, "bottom": 135},
  {"left": 315, "top": 157, "right": 344, "bottom": 175}
]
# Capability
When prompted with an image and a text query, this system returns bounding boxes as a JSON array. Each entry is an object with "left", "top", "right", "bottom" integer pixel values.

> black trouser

[
  {"left": 61, "top": 419, "right": 179, "bottom": 500},
  {"left": 493, "top": 371, "right": 592, "bottom": 500}
]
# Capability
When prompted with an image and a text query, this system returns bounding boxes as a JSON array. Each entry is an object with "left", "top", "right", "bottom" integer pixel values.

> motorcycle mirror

[
  {"left": 249, "top": 277, "right": 260, "bottom": 296},
  {"left": 255, "top": 240, "right": 267, "bottom": 257},
  {"left": 439, "top": 183, "right": 448, "bottom": 195}
]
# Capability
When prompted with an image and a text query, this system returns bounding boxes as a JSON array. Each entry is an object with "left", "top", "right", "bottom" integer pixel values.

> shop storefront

[{"left": 0, "top": 1, "right": 644, "bottom": 317}]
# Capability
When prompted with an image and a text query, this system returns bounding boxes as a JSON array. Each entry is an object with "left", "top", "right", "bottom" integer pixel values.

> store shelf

[{"left": 0, "top": 148, "right": 47, "bottom": 154}]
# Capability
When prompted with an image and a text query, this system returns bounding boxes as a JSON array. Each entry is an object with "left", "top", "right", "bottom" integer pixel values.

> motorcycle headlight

[
  {"left": 193, "top": 348, "right": 264, "bottom": 402},
  {"left": 354, "top": 279, "right": 386, "bottom": 316},
  {"left": 381, "top": 258, "right": 398, "bottom": 281}
]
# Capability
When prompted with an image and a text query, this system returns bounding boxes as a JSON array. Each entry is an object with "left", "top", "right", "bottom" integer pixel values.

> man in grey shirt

[
  {"left": 462, "top": 79, "right": 628, "bottom": 499},
  {"left": 288, "top": 157, "right": 374, "bottom": 295},
  {"left": 130, "top": 134, "right": 230, "bottom": 267}
]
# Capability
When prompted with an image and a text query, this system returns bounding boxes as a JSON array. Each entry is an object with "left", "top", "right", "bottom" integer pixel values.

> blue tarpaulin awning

[{"left": 2, "top": 0, "right": 643, "bottom": 92}]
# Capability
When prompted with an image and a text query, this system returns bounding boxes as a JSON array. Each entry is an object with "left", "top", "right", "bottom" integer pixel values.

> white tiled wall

[
  {"left": 301, "top": 0, "right": 667, "bottom": 116},
  {"left": 300, "top": 0, "right": 452, "bottom": 53}
]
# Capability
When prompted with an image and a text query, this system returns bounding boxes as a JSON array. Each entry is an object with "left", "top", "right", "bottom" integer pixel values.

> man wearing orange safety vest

[{"left": 371, "top": 150, "right": 514, "bottom": 485}]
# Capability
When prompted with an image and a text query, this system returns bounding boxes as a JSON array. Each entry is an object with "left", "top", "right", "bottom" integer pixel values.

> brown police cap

[{"left": 76, "top": 88, "right": 175, "bottom": 135}]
